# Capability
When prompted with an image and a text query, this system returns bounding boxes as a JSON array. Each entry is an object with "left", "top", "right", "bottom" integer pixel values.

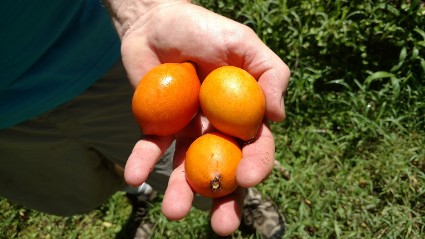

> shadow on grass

[{"left": 115, "top": 211, "right": 138, "bottom": 239}]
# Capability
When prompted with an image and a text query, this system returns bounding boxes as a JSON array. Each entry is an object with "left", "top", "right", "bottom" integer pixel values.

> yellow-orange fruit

[
  {"left": 132, "top": 62, "right": 200, "bottom": 136},
  {"left": 199, "top": 66, "right": 265, "bottom": 141},
  {"left": 185, "top": 132, "right": 242, "bottom": 198}
]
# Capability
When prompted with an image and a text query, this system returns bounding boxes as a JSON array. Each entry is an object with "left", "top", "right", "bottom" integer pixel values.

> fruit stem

[{"left": 210, "top": 175, "right": 221, "bottom": 192}]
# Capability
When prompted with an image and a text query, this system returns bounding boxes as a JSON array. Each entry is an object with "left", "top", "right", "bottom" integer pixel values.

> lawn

[{"left": 1, "top": 0, "right": 424, "bottom": 238}]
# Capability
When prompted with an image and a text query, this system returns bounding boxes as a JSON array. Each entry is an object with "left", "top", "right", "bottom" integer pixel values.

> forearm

[{"left": 103, "top": 0, "right": 190, "bottom": 38}]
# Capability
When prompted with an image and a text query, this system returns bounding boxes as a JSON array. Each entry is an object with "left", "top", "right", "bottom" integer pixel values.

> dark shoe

[
  {"left": 241, "top": 188, "right": 285, "bottom": 239},
  {"left": 122, "top": 185, "right": 158, "bottom": 239}
]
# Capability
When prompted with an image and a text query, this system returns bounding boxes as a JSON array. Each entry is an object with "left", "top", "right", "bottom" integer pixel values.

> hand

[{"left": 113, "top": 1, "right": 290, "bottom": 236}]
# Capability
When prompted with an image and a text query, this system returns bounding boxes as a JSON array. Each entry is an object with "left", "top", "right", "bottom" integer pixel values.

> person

[{"left": 0, "top": 0, "right": 290, "bottom": 238}]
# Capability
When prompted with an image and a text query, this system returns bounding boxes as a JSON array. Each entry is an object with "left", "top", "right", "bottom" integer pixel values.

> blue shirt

[{"left": 0, "top": 0, "right": 121, "bottom": 129}]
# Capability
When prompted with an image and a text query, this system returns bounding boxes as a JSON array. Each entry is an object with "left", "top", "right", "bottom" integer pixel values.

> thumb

[{"left": 120, "top": 35, "right": 161, "bottom": 87}]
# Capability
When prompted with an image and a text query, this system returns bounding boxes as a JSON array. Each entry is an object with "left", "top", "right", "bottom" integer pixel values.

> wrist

[{"left": 103, "top": 0, "right": 190, "bottom": 38}]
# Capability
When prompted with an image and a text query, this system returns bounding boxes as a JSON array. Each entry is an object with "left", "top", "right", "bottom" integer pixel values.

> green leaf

[
  {"left": 391, "top": 47, "right": 407, "bottom": 72},
  {"left": 390, "top": 76, "right": 401, "bottom": 98},
  {"left": 414, "top": 27, "right": 425, "bottom": 42},
  {"left": 420, "top": 58, "right": 425, "bottom": 74},
  {"left": 399, "top": 47, "right": 407, "bottom": 63},
  {"left": 410, "top": 47, "right": 419, "bottom": 61},
  {"left": 326, "top": 79, "right": 352, "bottom": 90},
  {"left": 364, "top": 71, "right": 395, "bottom": 87}
]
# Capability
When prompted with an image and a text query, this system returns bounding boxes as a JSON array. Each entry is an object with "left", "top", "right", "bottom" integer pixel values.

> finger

[
  {"left": 210, "top": 187, "right": 245, "bottom": 236},
  {"left": 236, "top": 122, "right": 275, "bottom": 188},
  {"left": 173, "top": 112, "right": 214, "bottom": 167},
  {"left": 124, "top": 135, "right": 174, "bottom": 187},
  {"left": 161, "top": 120, "right": 198, "bottom": 220},
  {"left": 161, "top": 163, "right": 195, "bottom": 220},
  {"left": 242, "top": 36, "right": 290, "bottom": 122},
  {"left": 256, "top": 57, "right": 290, "bottom": 122},
  {"left": 212, "top": 21, "right": 290, "bottom": 122}
]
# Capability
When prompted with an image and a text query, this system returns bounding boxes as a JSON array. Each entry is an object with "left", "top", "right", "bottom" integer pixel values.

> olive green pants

[{"left": 0, "top": 60, "right": 209, "bottom": 216}]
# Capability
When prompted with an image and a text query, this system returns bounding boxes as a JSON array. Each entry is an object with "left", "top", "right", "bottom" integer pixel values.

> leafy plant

[{"left": 1, "top": 1, "right": 424, "bottom": 238}]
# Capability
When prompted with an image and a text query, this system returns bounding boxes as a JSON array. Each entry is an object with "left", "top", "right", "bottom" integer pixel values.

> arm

[
  {"left": 103, "top": 0, "right": 189, "bottom": 38},
  {"left": 103, "top": 0, "right": 290, "bottom": 236}
]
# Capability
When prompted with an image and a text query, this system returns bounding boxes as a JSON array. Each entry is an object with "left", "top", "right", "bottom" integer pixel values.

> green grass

[
  {"left": 1, "top": 0, "right": 425, "bottom": 238},
  {"left": 0, "top": 192, "right": 132, "bottom": 239}
]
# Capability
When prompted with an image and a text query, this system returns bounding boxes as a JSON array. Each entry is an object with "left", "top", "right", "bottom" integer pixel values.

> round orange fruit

[
  {"left": 185, "top": 132, "right": 242, "bottom": 198},
  {"left": 199, "top": 66, "right": 266, "bottom": 141},
  {"left": 132, "top": 62, "right": 200, "bottom": 136}
]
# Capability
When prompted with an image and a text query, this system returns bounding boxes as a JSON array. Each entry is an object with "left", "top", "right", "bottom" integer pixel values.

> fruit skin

[
  {"left": 199, "top": 66, "right": 266, "bottom": 141},
  {"left": 185, "top": 132, "right": 242, "bottom": 198},
  {"left": 132, "top": 62, "right": 200, "bottom": 136}
]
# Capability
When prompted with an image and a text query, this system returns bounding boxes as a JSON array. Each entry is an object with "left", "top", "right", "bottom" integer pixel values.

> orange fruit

[
  {"left": 132, "top": 62, "right": 200, "bottom": 136},
  {"left": 199, "top": 66, "right": 266, "bottom": 141},
  {"left": 185, "top": 132, "right": 242, "bottom": 198}
]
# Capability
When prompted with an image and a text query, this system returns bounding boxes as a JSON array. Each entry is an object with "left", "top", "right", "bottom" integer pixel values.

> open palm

[{"left": 119, "top": 2, "right": 290, "bottom": 236}]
